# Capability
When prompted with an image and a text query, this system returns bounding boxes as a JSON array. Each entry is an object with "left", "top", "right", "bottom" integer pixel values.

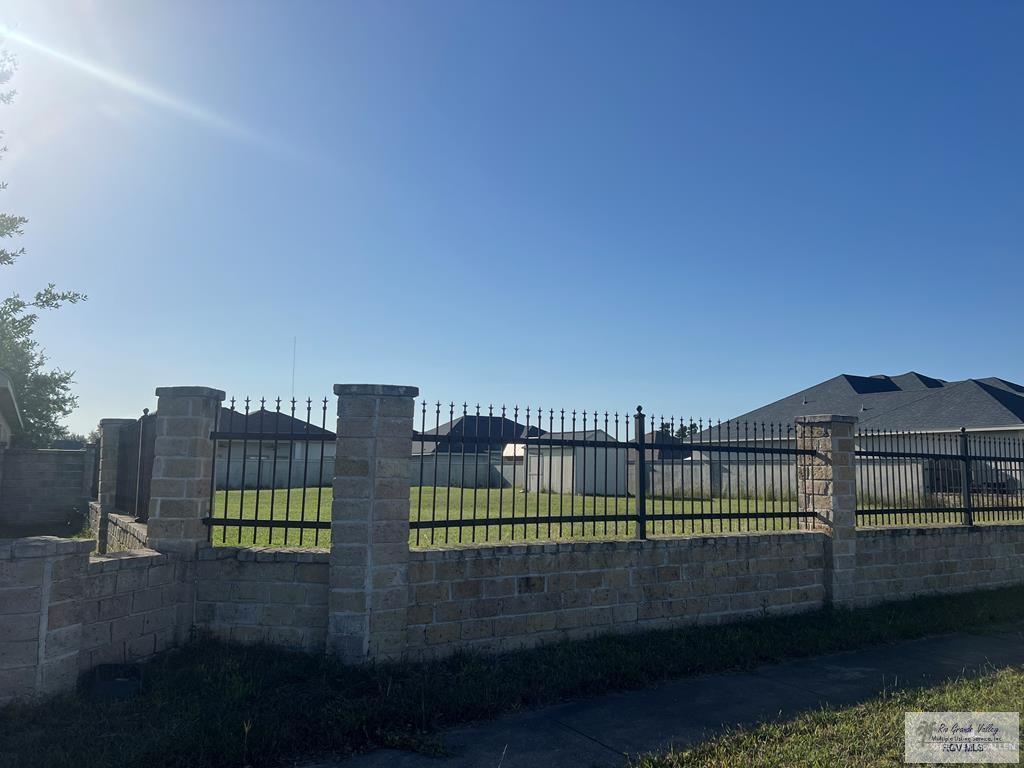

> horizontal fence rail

[
  {"left": 206, "top": 396, "right": 333, "bottom": 547},
  {"left": 855, "top": 427, "right": 1024, "bottom": 527},
  {"left": 411, "top": 402, "right": 814, "bottom": 547}
]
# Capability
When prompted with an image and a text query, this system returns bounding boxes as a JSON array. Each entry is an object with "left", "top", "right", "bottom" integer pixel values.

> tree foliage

[{"left": 0, "top": 53, "right": 86, "bottom": 447}]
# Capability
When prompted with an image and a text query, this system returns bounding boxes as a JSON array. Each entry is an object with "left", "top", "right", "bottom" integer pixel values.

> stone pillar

[
  {"left": 0, "top": 537, "right": 94, "bottom": 705},
  {"left": 146, "top": 386, "right": 224, "bottom": 557},
  {"left": 328, "top": 383, "right": 418, "bottom": 664},
  {"left": 796, "top": 414, "right": 858, "bottom": 606},
  {"left": 96, "top": 418, "right": 135, "bottom": 554}
]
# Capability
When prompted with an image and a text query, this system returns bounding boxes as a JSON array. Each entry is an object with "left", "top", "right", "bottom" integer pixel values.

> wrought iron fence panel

[
  {"left": 855, "top": 427, "right": 1024, "bottom": 527},
  {"left": 410, "top": 402, "right": 812, "bottom": 547},
  {"left": 206, "top": 396, "right": 333, "bottom": 547}
]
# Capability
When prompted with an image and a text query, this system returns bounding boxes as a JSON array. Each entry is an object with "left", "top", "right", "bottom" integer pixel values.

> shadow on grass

[{"left": 2, "top": 585, "right": 1023, "bottom": 768}]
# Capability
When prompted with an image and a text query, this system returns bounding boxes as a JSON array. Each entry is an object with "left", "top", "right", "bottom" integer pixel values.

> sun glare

[{"left": 1, "top": 23, "right": 266, "bottom": 147}]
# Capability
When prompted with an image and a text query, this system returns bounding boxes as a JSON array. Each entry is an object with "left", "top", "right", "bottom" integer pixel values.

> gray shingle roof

[
  {"left": 723, "top": 372, "right": 1024, "bottom": 432},
  {"left": 527, "top": 430, "right": 617, "bottom": 443},
  {"left": 217, "top": 408, "right": 335, "bottom": 437},
  {"left": 413, "top": 416, "right": 542, "bottom": 455}
]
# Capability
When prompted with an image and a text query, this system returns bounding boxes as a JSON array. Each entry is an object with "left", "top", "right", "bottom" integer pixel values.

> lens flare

[{"left": 1, "top": 24, "right": 266, "bottom": 146}]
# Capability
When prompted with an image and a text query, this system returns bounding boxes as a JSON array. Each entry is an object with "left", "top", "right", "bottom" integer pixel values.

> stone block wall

[
  {"left": 78, "top": 549, "right": 192, "bottom": 672},
  {"left": 88, "top": 502, "right": 149, "bottom": 553},
  {"left": 0, "top": 449, "right": 89, "bottom": 532},
  {"left": 854, "top": 524, "right": 1024, "bottom": 605},
  {"left": 194, "top": 546, "right": 329, "bottom": 653},
  {"left": 8, "top": 385, "right": 1024, "bottom": 704},
  {"left": 405, "top": 532, "right": 826, "bottom": 660},
  {"left": 0, "top": 536, "right": 189, "bottom": 705},
  {"left": 106, "top": 513, "right": 149, "bottom": 553},
  {"left": 0, "top": 537, "right": 95, "bottom": 703}
]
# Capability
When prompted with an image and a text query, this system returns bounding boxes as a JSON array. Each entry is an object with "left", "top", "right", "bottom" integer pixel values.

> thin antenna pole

[{"left": 291, "top": 336, "right": 297, "bottom": 400}]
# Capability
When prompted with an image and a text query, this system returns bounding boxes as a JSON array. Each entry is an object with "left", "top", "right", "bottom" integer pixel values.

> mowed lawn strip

[
  {"left": 632, "top": 666, "right": 1024, "bottom": 768},
  {"left": 208, "top": 486, "right": 1022, "bottom": 548},
  {"left": 2, "top": 586, "right": 1024, "bottom": 768},
  {"left": 209, "top": 486, "right": 805, "bottom": 547}
]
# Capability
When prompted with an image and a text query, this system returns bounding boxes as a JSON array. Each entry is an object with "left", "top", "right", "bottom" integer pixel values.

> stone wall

[
  {"left": 9, "top": 386, "right": 1024, "bottom": 705},
  {"left": 106, "top": 513, "right": 149, "bottom": 553},
  {"left": 88, "top": 502, "right": 149, "bottom": 553},
  {"left": 0, "top": 537, "right": 95, "bottom": 703},
  {"left": 0, "top": 449, "right": 90, "bottom": 532},
  {"left": 78, "top": 549, "right": 191, "bottom": 673},
  {"left": 0, "top": 536, "right": 190, "bottom": 706},
  {"left": 405, "top": 532, "right": 826, "bottom": 660},
  {"left": 6, "top": 522, "right": 1024, "bottom": 705},
  {"left": 194, "top": 546, "right": 329, "bottom": 653},
  {"left": 854, "top": 524, "right": 1024, "bottom": 605}
]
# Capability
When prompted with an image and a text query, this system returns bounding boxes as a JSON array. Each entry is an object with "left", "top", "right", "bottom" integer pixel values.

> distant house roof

[
  {"left": 531, "top": 430, "right": 619, "bottom": 443},
  {"left": 642, "top": 430, "right": 692, "bottom": 461},
  {"left": 414, "top": 415, "right": 542, "bottom": 455},
  {"left": 0, "top": 369, "right": 23, "bottom": 432},
  {"left": 216, "top": 407, "right": 335, "bottom": 437},
  {"left": 717, "top": 372, "right": 1024, "bottom": 434}
]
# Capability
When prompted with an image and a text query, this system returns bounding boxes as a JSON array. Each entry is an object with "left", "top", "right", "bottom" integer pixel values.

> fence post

[
  {"left": 146, "top": 386, "right": 224, "bottom": 557},
  {"left": 328, "top": 383, "right": 419, "bottom": 664},
  {"left": 796, "top": 414, "right": 858, "bottom": 607},
  {"left": 959, "top": 427, "right": 974, "bottom": 527},
  {"left": 96, "top": 418, "right": 135, "bottom": 554},
  {"left": 635, "top": 406, "right": 647, "bottom": 540}
]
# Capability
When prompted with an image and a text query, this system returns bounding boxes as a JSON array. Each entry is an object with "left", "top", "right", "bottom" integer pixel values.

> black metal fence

[
  {"left": 855, "top": 427, "right": 1024, "bottom": 527},
  {"left": 114, "top": 410, "right": 157, "bottom": 521},
  {"left": 206, "top": 396, "right": 334, "bottom": 547},
  {"left": 411, "top": 403, "right": 813, "bottom": 546}
]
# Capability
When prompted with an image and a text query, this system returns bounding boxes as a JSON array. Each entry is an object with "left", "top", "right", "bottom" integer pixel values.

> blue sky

[{"left": 2, "top": 1, "right": 1022, "bottom": 434}]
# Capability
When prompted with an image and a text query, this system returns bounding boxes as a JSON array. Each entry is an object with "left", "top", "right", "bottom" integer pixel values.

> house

[
  {"left": 641, "top": 430, "right": 692, "bottom": 461},
  {"left": 522, "top": 430, "right": 629, "bottom": 495},
  {"left": 414, "top": 414, "right": 542, "bottom": 456},
  {"left": 411, "top": 415, "right": 543, "bottom": 488},
  {"left": 214, "top": 407, "right": 335, "bottom": 489},
  {"left": 722, "top": 372, "right": 1024, "bottom": 438},
  {"left": 710, "top": 371, "right": 1024, "bottom": 500},
  {"left": 0, "top": 369, "right": 23, "bottom": 448}
]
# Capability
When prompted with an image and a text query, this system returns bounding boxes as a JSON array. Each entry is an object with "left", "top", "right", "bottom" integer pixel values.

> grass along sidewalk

[
  {"left": 2, "top": 586, "right": 1024, "bottom": 768},
  {"left": 632, "top": 666, "right": 1024, "bottom": 768}
]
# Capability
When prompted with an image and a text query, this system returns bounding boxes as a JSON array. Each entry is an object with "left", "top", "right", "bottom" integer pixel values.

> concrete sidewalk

[{"left": 308, "top": 622, "right": 1024, "bottom": 768}]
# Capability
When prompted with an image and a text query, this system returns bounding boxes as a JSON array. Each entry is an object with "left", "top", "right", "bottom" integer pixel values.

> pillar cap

[
  {"left": 795, "top": 414, "right": 858, "bottom": 424},
  {"left": 99, "top": 418, "right": 138, "bottom": 427},
  {"left": 154, "top": 386, "right": 226, "bottom": 400},
  {"left": 334, "top": 384, "right": 419, "bottom": 398}
]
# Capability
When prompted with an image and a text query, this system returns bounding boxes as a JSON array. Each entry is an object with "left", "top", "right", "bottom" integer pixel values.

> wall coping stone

[
  {"left": 197, "top": 544, "right": 329, "bottom": 563},
  {"left": 407, "top": 529, "right": 827, "bottom": 560},
  {"left": 1, "top": 447, "right": 87, "bottom": 455},
  {"left": 333, "top": 383, "right": 419, "bottom": 398},
  {"left": 859, "top": 524, "right": 1024, "bottom": 538},
  {"left": 98, "top": 418, "right": 137, "bottom": 427},
  {"left": 1, "top": 536, "right": 94, "bottom": 558},
  {"left": 154, "top": 386, "right": 226, "bottom": 400}
]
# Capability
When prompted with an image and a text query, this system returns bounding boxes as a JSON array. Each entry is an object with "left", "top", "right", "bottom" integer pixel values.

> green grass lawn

[
  {"left": 632, "top": 666, "right": 1024, "bottom": 768},
  {"left": 208, "top": 486, "right": 1024, "bottom": 548},
  {"left": 209, "top": 486, "right": 804, "bottom": 548},
  {"left": 2, "top": 586, "right": 1023, "bottom": 768}
]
